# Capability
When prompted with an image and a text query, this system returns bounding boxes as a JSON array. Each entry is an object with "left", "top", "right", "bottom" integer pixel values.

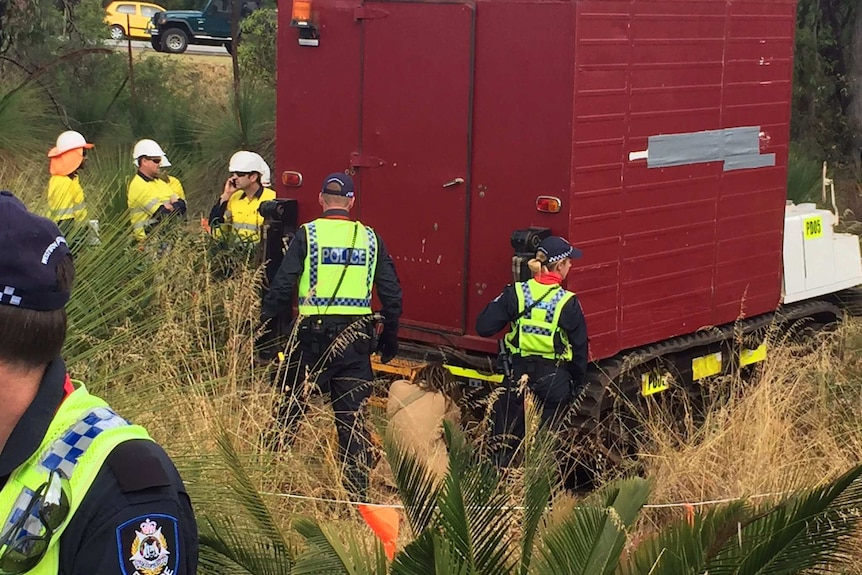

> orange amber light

[
  {"left": 536, "top": 196, "right": 561, "bottom": 213},
  {"left": 291, "top": 0, "right": 312, "bottom": 24}
]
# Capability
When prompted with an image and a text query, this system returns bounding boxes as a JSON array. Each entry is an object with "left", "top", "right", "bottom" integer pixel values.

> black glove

[
  {"left": 255, "top": 319, "right": 278, "bottom": 362},
  {"left": 376, "top": 329, "right": 399, "bottom": 364}
]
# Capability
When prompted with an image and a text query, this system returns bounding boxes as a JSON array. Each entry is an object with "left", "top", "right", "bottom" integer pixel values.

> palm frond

[
  {"left": 292, "top": 517, "right": 386, "bottom": 575},
  {"left": 199, "top": 515, "right": 293, "bottom": 575},
  {"left": 434, "top": 420, "right": 517, "bottom": 575},
  {"left": 620, "top": 501, "right": 749, "bottom": 575},
  {"left": 390, "top": 529, "right": 473, "bottom": 575},
  {"left": 518, "top": 394, "right": 558, "bottom": 575},
  {"left": 533, "top": 477, "right": 651, "bottom": 575},
  {"left": 212, "top": 428, "right": 294, "bottom": 562},
  {"left": 705, "top": 463, "right": 862, "bottom": 575},
  {"left": 383, "top": 428, "right": 443, "bottom": 535}
]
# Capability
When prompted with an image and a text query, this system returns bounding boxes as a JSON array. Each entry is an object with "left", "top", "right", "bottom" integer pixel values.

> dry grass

[{"left": 641, "top": 326, "right": 862, "bottom": 505}]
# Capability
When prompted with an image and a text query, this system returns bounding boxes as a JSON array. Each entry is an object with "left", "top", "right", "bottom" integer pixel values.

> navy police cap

[
  {"left": 321, "top": 173, "right": 355, "bottom": 198},
  {"left": 538, "top": 236, "right": 583, "bottom": 263},
  {"left": 0, "top": 190, "right": 72, "bottom": 311}
]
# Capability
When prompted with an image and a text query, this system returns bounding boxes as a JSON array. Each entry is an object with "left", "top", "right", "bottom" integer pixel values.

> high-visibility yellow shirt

[
  {"left": 297, "top": 218, "right": 378, "bottom": 316},
  {"left": 127, "top": 173, "right": 176, "bottom": 241},
  {"left": 0, "top": 383, "right": 151, "bottom": 575},
  {"left": 504, "top": 279, "right": 575, "bottom": 361},
  {"left": 218, "top": 186, "right": 276, "bottom": 243},
  {"left": 47, "top": 175, "right": 87, "bottom": 223},
  {"left": 167, "top": 175, "right": 186, "bottom": 201}
]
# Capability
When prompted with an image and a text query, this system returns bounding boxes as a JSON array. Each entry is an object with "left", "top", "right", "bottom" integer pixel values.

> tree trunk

[
  {"left": 850, "top": 1, "right": 862, "bottom": 177},
  {"left": 230, "top": 0, "right": 243, "bottom": 144}
]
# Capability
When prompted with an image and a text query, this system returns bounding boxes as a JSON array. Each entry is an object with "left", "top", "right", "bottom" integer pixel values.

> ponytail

[{"left": 527, "top": 251, "right": 548, "bottom": 275}]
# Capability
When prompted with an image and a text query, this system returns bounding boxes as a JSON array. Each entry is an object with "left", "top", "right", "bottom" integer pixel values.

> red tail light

[
  {"left": 536, "top": 196, "right": 562, "bottom": 213},
  {"left": 282, "top": 171, "right": 303, "bottom": 187}
]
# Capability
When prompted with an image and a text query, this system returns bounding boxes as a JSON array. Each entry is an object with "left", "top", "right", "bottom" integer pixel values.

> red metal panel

[
  {"left": 358, "top": 1, "right": 475, "bottom": 333},
  {"left": 464, "top": 0, "right": 574, "bottom": 340},
  {"left": 274, "top": 0, "right": 362, "bottom": 221},
  {"left": 275, "top": 0, "right": 800, "bottom": 361}
]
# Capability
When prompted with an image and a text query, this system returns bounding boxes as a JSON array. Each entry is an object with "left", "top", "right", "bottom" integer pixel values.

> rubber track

[{"left": 567, "top": 298, "right": 845, "bottom": 435}]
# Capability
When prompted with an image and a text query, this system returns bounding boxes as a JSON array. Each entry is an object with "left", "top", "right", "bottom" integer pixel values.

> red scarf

[
  {"left": 63, "top": 374, "right": 75, "bottom": 398},
  {"left": 534, "top": 271, "right": 563, "bottom": 285}
]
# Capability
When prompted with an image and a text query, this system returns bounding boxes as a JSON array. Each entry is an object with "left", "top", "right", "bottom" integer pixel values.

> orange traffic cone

[{"left": 358, "top": 504, "right": 399, "bottom": 561}]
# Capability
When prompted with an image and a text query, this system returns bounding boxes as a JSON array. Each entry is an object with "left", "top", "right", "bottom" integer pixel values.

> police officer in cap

[
  {"left": 476, "top": 236, "right": 588, "bottom": 467},
  {"left": 260, "top": 173, "right": 402, "bottom": 500},
  {"left": 0, "top": 190, "right": 198, "bottom": 573}
]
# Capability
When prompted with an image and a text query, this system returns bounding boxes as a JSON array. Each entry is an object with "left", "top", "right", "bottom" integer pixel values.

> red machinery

[{"left": 273, "top": 0, "right": 862, "bottom": 463}]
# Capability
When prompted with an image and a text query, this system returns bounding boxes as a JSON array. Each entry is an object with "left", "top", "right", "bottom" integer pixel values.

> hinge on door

[
  {"left": 350, "top": 152, "right": 386, "bottom": 169},
  {"left": 354, "top": 6, "right": 388, "bottom": 20}
]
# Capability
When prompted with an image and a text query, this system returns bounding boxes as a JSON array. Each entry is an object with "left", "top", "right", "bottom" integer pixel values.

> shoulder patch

[
  {"left": 117, "top": 514, "right": 180, "bottom": 575},
  {"left": 108, "top": 440, "right": 172, "bottom": 493}
]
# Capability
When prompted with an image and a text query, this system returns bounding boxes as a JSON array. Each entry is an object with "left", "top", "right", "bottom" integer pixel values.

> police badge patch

[{"left": 117, "top": 515, "right": 180, "bottom": 575}]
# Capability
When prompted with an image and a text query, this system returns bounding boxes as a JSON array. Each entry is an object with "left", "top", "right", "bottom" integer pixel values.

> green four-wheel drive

[{"left": 149, "top": 0, "right": 258, "bottom": 54}]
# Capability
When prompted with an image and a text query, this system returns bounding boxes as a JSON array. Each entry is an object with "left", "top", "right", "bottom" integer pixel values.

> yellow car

[{"left": 105, "top": 1, "right": 166, "bottom": 40}]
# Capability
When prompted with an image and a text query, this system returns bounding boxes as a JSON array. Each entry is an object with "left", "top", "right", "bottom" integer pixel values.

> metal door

[{"left": 358, "top": 1, "right": 475, "bottom": 332}]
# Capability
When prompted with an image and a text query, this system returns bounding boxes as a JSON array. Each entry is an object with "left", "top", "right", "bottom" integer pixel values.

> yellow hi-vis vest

[
  {"left": 214, "top": 187, "right": 277, "bottom": 243},
  {"left": 0, "top": 384, "right": 151, "bottom": 575},
  {"left": 127, "top": 175, "right": 181, "bottom": 241},
  {"left": 298, "top": 219, "right": 378, "bottom": 316},
  {"left": 504, "top": 279, "right": 575, "bottom": 361},
  {"left": 47, "top": 175, "right": 87, "bottom": 224}
]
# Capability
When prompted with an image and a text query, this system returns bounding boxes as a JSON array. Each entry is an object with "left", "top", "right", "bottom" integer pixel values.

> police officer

[
  {"left": 260, "top": 173, "right": 402, "bottom": 500},
  {"left": 127, "top": 139, "right": 187, "bottom": 242},
  {"left": 46, "top": 131, "right": 93, "bottom": 237},
  {"left": 475, "top": 236, "right": 588, "bottom": 467},
  {"left": 0, "top": 190, "right": 198, "bottom": 573},
  {"left": 208, "top": 151, "right": 276, "bottom": 244}
]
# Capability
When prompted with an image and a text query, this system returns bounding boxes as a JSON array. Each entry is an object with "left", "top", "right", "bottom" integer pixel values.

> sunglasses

[
  {"left": 0, "top": 471, "right": 71, "bottom": 574},
  {"left": 144, "top": 157, "right": 162, "bottom": 164},
  {"left": 231, "top": 171, "right": 251, "bottom": 178}
]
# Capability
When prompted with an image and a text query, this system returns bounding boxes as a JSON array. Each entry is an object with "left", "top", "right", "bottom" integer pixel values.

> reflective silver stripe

[
  {"left": 132, "top": 219, "right": 157, "bottom": 229},
  {"left": 50, "top": 202, "right": 86, "bottom": 217},
  {"left": 130, "top": 208, "right": 152, "bottom": 215},
  {"left": 232, "top": 222, "right": 259, "bottom": 231},
  {"left": 143, "top": 199, "right": 161, "bottom": 212}
]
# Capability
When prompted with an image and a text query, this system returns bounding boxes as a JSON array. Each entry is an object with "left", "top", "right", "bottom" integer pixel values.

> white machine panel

[{"left": 783, "top": 203, "right": 862, "bottom": 303}]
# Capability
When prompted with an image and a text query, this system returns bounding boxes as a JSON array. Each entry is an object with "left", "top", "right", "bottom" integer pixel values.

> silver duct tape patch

[
  {"left": 724, "top": 153, "right": 776, "bottom": 171},
  {"left": 643, "top": 126, "right": 775, "bottom": 172}
]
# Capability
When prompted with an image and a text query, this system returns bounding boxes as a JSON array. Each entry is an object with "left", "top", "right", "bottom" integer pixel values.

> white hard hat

[
  {"left": 48, "top": 130, "right": 93, "bottom": 158},
  {"left": 160, "top": 155, "right": 172, "bottom": 168},
  {"left": 258, "top": 157, "right": 271, "bottom": 186},
  {"left": 229, "top": 150, "right": 264, "bottom": 174},
  {"left": 132, "top": 139, "right": 169, "bottom": 166}
]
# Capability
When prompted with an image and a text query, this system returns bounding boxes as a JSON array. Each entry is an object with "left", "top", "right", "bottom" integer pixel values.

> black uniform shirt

[
  {"left": 260, "top": 209, "right": 403, "bottom": 332},
  {"left": 0, "top": 359, "right": 198, "bottom": 575},
  {"left": 476, "top": 282, "right": 589, "bottom": 387}
]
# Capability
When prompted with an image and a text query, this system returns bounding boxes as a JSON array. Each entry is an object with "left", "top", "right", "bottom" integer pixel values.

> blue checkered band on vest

[
  {"left": 364, "top": 226, "right": 376, "bottom": 291},
  {"left": 522, "top": 325, "right": 553, "bottom": 336},
  {"left": 301, "top": 296, "right": 372, "bottom": 308},
  {"left": 302, "top": 222, "right": 375, "bottom": 310},
  {"left": 522, "top": 283, "right": 564, "bottom": 322},
  {"left": 307, "top": 222, "right": 320, "bottom": 288},
  {"left": 1, "top": 408, "right": 129, "bottom": 542}
]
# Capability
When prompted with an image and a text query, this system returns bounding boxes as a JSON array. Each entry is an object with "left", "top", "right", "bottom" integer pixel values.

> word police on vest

[{"left": 322, "top": 247, "right": 367, "bottom": 266}]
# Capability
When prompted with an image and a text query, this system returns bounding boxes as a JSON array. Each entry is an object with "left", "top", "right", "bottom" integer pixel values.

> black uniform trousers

[
  {"left": 492, "top": 355, "right": 573, "bottom": 468},
  {"left": 273, "top": 316, "right": 374, "bottom": 500}
]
